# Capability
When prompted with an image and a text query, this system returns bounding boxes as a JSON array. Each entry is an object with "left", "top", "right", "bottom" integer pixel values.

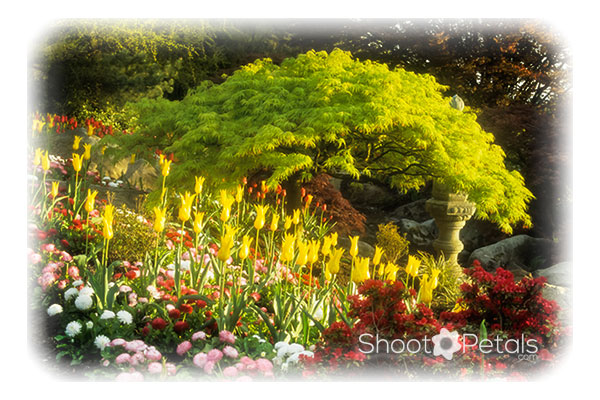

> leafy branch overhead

[{"left": 106, "top": 49, "right": 533, "bottom": 233}]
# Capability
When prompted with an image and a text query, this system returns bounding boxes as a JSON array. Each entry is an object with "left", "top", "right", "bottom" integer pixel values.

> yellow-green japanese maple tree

[{"left": 106, "top": 49, "right": 533, "bottom": 233}]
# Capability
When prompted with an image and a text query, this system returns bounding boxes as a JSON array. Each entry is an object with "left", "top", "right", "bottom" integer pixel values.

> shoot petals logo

[{"left": 432, "top": 328, "right": 461, "bottom": 360}]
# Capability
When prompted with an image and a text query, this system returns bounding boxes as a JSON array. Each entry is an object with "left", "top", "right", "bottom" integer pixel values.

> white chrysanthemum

[
  {"left": 47, "top": 304, "right": 63, "bottom": 316},
  {"left": 72, "top": 280, "right": 83, "bottom": 287},
  {"left": 64, "top": 287, "right": 79, "bottom": 301},
  {"left": 65, "top": 321, "right": 82, "bottom": 337},
  {"left": 100, "top": 310, "right": 115, "bottom": 320},
  {"left": 79, "top": 286, "right": 94, "bottom": 296},
  {"left": 74, "top": 295, "right": 94, "bottom": 310},
  {"left": 94, "top": 335, "right": 111, "bottom": 350},
  {"left": 116, "top": 310, "right": 133, "bottom": 325}
]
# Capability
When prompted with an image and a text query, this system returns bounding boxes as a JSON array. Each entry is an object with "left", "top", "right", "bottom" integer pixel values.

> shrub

[
  {"left": 440, "top": 261, "right": 561, "bottom": 348},
  {"left": 375, "top": 222, "right": 409, "bottom": 264},
  {"left": 108, "top": 204, "right": 156, "bottom": 263},
  {"left": 415, "top": 251, "right": 465, "bottom": 312}
]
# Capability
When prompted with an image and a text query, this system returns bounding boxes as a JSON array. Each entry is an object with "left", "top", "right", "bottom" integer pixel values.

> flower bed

[{"left": 27, "top": 114, "right": 570, "bottom": 381}]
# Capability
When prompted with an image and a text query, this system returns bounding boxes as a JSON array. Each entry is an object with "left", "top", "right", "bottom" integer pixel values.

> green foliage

[
  {"left": 416, "top": 251, "right": 465, "bottom": 312},
  {"left": 108, "top": 49, "right": 533, "bottom": 233},
  {"left": 375, "top": 222, "right": 409, "bottom": 264},
  {"left": 31, "top": 20, "right": 227, "bottom": 126}
]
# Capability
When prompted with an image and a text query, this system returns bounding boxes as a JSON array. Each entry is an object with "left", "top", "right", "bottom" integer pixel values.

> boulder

[
  {"left": 391, "top": 199, "right": 430, "bottom": 222},
  {"left": 534, "top": 261, "right": 572, "bottom": 287},
  {"left": 467, "top": 235, "right": 562, "bottom": 273},
  {"left": 121, "top": 159, "right": 160, "bottom": 191},
  {"left": 341, "top": 181, "right": 400, "bottom": 209},
  {"left": 396, "top": 218, "right": 437, "bottom": 253},
  {"left": 541, "top": 284, "right": 572, "bottom": 326}
]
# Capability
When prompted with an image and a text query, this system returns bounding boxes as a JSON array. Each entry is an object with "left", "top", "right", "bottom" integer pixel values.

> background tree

[{"left": 105, "top": 49, "right": 533, "bottom": 234}]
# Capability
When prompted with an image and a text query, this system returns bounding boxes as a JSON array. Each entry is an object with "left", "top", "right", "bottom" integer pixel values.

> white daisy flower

[
  {"left": 74, "top": 294, "right": 94, "bottom": 311},
  {"left": 79, "top": 286, "right": 94, "bottom": 296},
  {"left": 94, "top": 335, "right": 111, "bottom": 350},
  {"left": 64, "top": 287, "right": 79, "bottom": 301},
  {"left": 47, "top": 304, "right": 63, "bottom": 316},
  {"left": 65, "top": 321, "right": 82, "bottom": 337},
  {"left": 116, "top": 310, "right": 133, "bottom": 325},
  {"left": 100, "top": 310, "right": 116, "bottom": 320}
]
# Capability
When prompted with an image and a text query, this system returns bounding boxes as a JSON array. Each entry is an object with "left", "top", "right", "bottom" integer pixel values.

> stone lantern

[{"left": 425, "top": 181, "right": 476, "bottom": 264}]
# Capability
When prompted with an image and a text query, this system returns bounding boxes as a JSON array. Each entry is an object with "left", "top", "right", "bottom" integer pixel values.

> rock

[
  {"left": 342, "top": 181, "right": 400, "bottom": 209},
  {"left": 337, "top": 237, "right": 375, "bottom": 258},
  {"left": 467, "top": 235, "right": 562, "bottom": 273},
  {"left": 90, "top": 184, "right": 148, "bottom": 211},
  {"left": 396, "top": 218, "right": 437, "bottom": 253},
  {"left": 534, "top": 262, "right": 572, "bottom": 287},
  {"left": 459, "top": 219, "right": 508, "bottom": 254},
  {"left": 122, "top": 159, "right": 160, "bottom": 191},
  {"left": 541, "top": 284, "right": 572, "bottom": 326},
  {"left": 391, "top": 199, "right": 430, "bottom": 222}
]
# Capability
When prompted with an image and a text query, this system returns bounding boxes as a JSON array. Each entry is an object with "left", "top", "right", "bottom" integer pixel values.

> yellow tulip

[
  {"left": 161, "top": 159, "right": 172, "bottom": 177},
  {"left": 284, "top": 215, "right": 293, "bottom": 230},
  {"left": 235, "top": 184, "right": 243, "bottom": 203},
  {"left": 373, "top": 246, "right": 384, "bottom": 267},
  {"left": 153, "top": 206, "right": 167, "bottom": 233},
  {"left": 238, "top": 235, "right": 253, "bottom": 260},
  {"left": 304, "top": 194, "right": 313, "bottom": 209},
  {"left": 308, "top": 240, "right": 320, "bottom": 264},
  {"left": 217, "top": 224, "right": 238, "bottom": 262},
  {"left": 321, "top": 234, "right": 333, "bottom": 257},
  {"left": 431, "top": 268, "right": 441, "bottom": 289},
  {"left": 101, "top": 146, "right": 107, "bottom": 155},
  {"left": 349, "top": 235, "right": 360, "bottom": 258},
  {"left": 219, "top": 190, "right": 235, "bottom": 222},
  {"left": 41, "top": 151, "right": 50, "bottom": 171},
  {"left": 351, "top": 256, "right": 370, "bottom": 284},
  {"left": 295, "top": 239, "right": 309, "bottom": 266},
  {"left": 261, "top": 180, "right": 267, "bottom": 193},
  {"left": 86, "top": 124, "right": 94, "bottom": 137},
  {"left": 405, "top": 255, "right": 421, "bottom": 278},
  {"left": 50, "top": 181, "right": 59, "bottom": 198},
  {"left": 35, "top": 120, "right": 46, "bottom": 133},
  {"left": 83, "top": 143, "right": 92, "bottom": 160},
  {"left": 159, "top": 154, "right": 165, "bottom": 166},
  {"left": 378, "top": 262, "right": 385, "bottom": 278},
  {"left": 384, "top": 262, "right": 400, "bottom": 282},
  {"left": 178, "top": 192, "right": 196, "bottom": 222},
  {"left": 102, "top": 204, "right": 115, "bottom": 240},
  {"left": 130, "top": 154, "right": 136, "bottom": 164},
  {"left": 193, "top": 211, "right": 205, "bottom": 234},
  {"left": 254, "top": 205, "right": 267, "bottom": 231},
  {"left": 419, "top": 274, "right": 434, "bottom": 305},
  {"left": 292, "top": 209, "right": 301, "bottom": 225},
  {"left": 72, "top": 153, "right": 83, "bottom": 172},
  {"left": 269, "top": 213, "right": 280, "bottom": 231},
  {"left": 85, "top": 189, "right": 98, "bottom": 213},
  {"left": 195, "top": 176, "right": 206, "bottom": 195},
  {"left": 73, "top": 135, "right": 82, "bottom": 150},
  {"left": 33, "top": 148, "right": 42, "bottom": 166},
  {"left": 326, "top": 247, "right": 344, "bottom": 275},
  {"left": 330, "top": 232, "right": 338, "bottom": 246},
  {"left": 280, "top": 233, "right": 296, "bottom": 263}
]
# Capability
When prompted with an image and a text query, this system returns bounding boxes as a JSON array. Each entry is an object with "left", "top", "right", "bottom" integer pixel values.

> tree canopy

[{"left": 106, "top": 49, "right": 533, "bottom": 233}]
